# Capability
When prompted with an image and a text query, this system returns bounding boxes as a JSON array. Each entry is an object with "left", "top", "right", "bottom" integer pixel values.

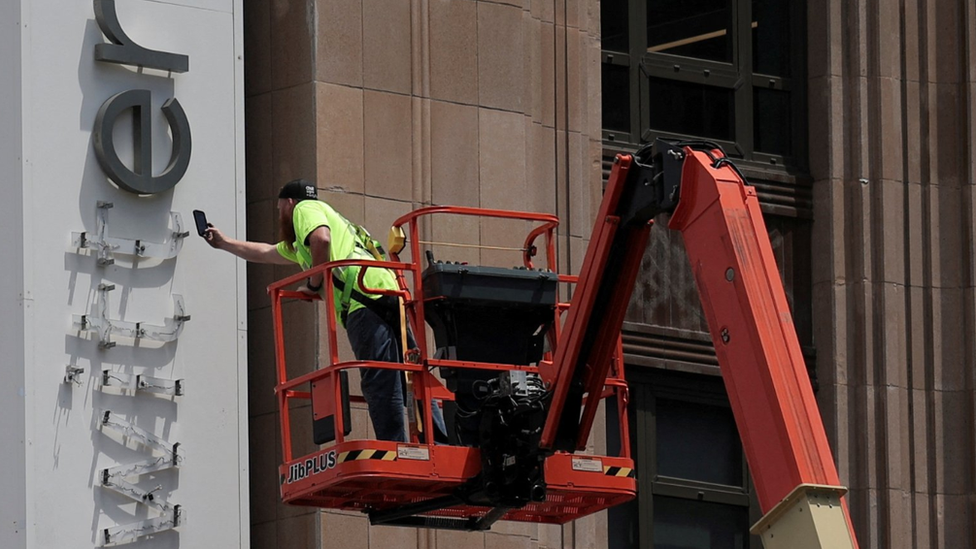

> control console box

[{"left": 422, "top": 262, "right": 558, "bottom": 366}]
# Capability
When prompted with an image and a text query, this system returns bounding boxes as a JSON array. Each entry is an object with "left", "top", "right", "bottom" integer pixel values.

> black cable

[
  {"left": 667, "top": 139, "right": 751, "bottom": 184},
  {"left": 712, "top": 156, "right": 750, "bottom": 185}
]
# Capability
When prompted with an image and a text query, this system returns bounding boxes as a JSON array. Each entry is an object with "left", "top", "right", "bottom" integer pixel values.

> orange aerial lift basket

[
  {"left": 267, "top": 138, "right": 862, "bottom": 545},
  {"left": 268, "top": 206, "right": 636, "bottom": 531}
]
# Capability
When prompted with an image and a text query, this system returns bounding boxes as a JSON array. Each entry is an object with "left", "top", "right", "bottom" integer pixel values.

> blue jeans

[{"left": 345, "top": 306, "right": 447, "bottom": 442}]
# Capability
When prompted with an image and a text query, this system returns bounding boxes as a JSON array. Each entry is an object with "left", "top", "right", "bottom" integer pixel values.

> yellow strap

[
  {"left": 398, "top": 295, "right": 408, "bottom": 361},
  {"left": 399, "top": 296, "right": 421, "bottom": 435},
  {"left": 417, "top": 240, "right": 526, "bottom": 252},
  {"left": 365, "top": 239, "right": 383, "bottom": 261}
]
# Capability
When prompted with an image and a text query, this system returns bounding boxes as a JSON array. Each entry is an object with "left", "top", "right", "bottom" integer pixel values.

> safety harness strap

[{"left": 328, "top": 221, "right": 409, "bottom": 335}]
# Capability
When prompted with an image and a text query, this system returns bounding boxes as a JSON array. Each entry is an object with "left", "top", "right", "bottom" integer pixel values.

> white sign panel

[{"left": 0, "top": 1, "right": 247, "bottom": 547}]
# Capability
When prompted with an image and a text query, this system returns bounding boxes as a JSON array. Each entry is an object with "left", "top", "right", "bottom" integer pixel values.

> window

[
  {"left": 601, "top": 0, "right": 806, "bottom": 169},
  {"left": 608, "top": 369, "right": 759, "bottom": 549},
  {"left": 601, "top": 5, "right": 812, "bottom": 547}
]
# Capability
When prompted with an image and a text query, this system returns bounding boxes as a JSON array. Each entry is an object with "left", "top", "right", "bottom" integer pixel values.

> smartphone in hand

[{"left": 192, "top": 210, "right": 209, "bottom": 237}]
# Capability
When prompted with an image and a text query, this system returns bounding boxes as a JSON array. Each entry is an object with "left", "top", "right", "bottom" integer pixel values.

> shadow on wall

[
  {"left": 68, "top": 17, "right": 189, "bottom": 546},
  {"left": 60, "top": 332, "right": 182, "bottom": 545}
]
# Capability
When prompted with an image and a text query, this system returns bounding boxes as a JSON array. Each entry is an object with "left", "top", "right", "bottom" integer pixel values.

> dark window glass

[
  {"left": 602, "top": 0, "right": 630, "bottom": 53},
  {"left": 608, "top": 397, "right": 640, "bottom": 549},
  {"left": 647, "top": 0, "right": 733, "bottom": 63},
  {"left": 603, "top": 63, "right": 632, "bottom": 133},
  {"left": 753, "top": 88, "right": 792, "bottom": 156},
  {"left": 752, "top": 0, "right": 791, "bottom": 76},
  {"left": 655, "top": 398, "right": 743, "bottom": 486},
  {"left": 647, "top": 78, "right": 734, "bottom": 140},
  {"left": 608, "top": 494, "right": 641, "bottom": 548},
  {"left": 653, "top": 496, "right": 750, "bottom": 549}
]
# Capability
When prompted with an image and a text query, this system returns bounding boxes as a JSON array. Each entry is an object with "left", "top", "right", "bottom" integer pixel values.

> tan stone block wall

[
  {"left": 808, "top": 0, "right": 976, "bottom": 547},
  {"left": 245, "top": 0, "right": 605, "bottom": 548}
]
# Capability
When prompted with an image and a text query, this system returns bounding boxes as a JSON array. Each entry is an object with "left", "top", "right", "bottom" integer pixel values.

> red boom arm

[{"left": 543, "top": 141, "right": 859, "bottom": 547}]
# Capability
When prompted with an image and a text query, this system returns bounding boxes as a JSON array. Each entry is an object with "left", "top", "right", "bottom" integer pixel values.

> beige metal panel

[{"left": 751, "top": 485, "right": 856, "bottom": 549}]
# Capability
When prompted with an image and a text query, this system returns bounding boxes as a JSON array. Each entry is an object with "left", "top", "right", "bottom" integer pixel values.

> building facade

[
  {"left": 244, "top": 1, "right": 604, "bottom": 548},
  {"left": 244, "top": 1, "right": 976, "bottom": 549}
]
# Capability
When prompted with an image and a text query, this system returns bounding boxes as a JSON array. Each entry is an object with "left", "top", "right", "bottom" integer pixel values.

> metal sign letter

[
  {"left": 93, "top": 90, "right": 192, "bottom": 195},
  {"left": 93, "top": 0, "right": 189, "bottom": 73}
]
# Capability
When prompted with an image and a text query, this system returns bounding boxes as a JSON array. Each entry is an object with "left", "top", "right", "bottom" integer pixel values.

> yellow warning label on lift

[
  {"left": 338, "top": 449, "right": 397, "bottom": 463},
  {"left": 602, "top": 465, "right": 635, "bottom": 478}
]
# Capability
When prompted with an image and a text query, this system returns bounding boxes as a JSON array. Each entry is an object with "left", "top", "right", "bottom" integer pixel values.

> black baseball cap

[{"left": 278, "top": 179, "right": 318, "bottom": 201}]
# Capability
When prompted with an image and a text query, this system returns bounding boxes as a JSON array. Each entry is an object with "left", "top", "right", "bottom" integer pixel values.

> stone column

[{"left": 808, "top": 0, "right": 976, "bottom": 547}]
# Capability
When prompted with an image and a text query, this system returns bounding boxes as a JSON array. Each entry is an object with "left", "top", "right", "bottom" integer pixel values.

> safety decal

[
  {"left": 571, "top": 457, "right": 604, "bottom": 472},
  {"left": 603, "top": 466, "right": 635, "bottom": 478},
  {"left": 338, "top": 449, "right": 398, "bottom": 463},
  {"left": 396, "top": 445, "right": 431, "bottom": 461}
]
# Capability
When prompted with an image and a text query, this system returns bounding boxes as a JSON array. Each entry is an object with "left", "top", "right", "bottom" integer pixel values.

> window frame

[
  {"left": 610, "top": 367, "right": 761, "bottom": 549},
  {"left": 601, "top": 0, "right": 807, "bottom": 172}
]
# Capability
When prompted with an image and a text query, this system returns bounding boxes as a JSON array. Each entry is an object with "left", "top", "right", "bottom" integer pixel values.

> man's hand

[
  {"left": 203, "top": 225, "right": 226, "bottom": 249},
  {"left": 298, "top": 282, "right": 321, "bottom": 297}
]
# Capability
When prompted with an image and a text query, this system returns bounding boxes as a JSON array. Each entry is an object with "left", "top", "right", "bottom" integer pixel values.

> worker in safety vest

[{"left": 204, "top": 179, "right": 445, "bottom": 442}]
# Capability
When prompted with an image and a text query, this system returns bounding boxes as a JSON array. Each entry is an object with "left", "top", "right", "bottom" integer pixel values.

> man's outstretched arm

[
  {"left": 204, "top": 226, "right": 292, "bottom": 265},
  {"left": 301, "top": 225, "right": 332, "bottom": 294}
]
